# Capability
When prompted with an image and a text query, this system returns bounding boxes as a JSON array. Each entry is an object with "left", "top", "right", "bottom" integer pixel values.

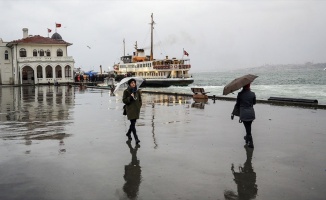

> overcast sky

[{"left": 1, "top": 0, "right": 326, "bottom": 72}]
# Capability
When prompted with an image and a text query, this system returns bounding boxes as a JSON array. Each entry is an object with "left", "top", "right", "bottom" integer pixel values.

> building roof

[
  {"left": 51, "top": 32, "right": 63, "bottom": 40},
  {"left": 7, "top": 35, "right": 72, "bottom": 46}
]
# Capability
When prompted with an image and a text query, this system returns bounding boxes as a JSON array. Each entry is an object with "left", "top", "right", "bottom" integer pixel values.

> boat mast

[
  {"left": 123, "top": 38, "right": 125, "bottom": 56},
  {"left": 150, "top": 13, "right": 155, "bottom": 61}
]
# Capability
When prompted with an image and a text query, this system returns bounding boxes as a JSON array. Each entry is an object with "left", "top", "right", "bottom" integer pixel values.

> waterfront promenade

[{"left": 0, "top": 86, "right": 325, "bottom": 200}]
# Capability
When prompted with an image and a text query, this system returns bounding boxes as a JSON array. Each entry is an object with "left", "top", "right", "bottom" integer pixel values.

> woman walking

[
  {"left": 123, "top": 78, "right": 142, "bottom": 144},
  {"left": 235, "top": 83, "right": 256, "bottom": 148}
]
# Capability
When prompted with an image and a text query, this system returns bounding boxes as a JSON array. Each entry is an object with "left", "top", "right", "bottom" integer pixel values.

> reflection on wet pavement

[
  {"left": 123, "top": 141, "right": 142, "bottom": 199},
  {"left": 191, "top": 102, "right": 205, "bottom": 109},
  {"left": 1, "top": 86, "right": 325, "bottom": 199},
  {"left": 0, "top": 86, "right": 73, "bottom": 147},
  {"left": 225, "top": 146, "right": 258, "bottom": 200}
]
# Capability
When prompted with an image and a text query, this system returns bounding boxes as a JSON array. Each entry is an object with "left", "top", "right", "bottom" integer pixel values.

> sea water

[{"left": 143, "top": 64, "right": 326, "bottom": 104}]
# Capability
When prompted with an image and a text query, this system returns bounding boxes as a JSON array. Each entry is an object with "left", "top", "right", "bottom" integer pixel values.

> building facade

[{"left": 0, "top": 28, "right": 74, "bottom": 85}]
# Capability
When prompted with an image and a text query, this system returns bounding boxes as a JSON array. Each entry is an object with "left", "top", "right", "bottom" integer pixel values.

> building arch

[
  {"left": 65, "top": 65, "right": 72, "bottom": 77},
  {"left": 55, "top": 65, "right": 62, "bottom": 78},
  {"left": 46, "top": 65, "right": 53, "bottom": 78},
  {"left": 37, "top": 65, "right": 43, "bottom": 78},
  {"left": 21, "top": 65, "right": 34, "bottom": 84}
]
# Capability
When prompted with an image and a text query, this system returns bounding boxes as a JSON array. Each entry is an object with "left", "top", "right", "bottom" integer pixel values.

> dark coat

[
  {"left": 236, "top": 89, "right": 256, "bottom": 121},
  {"left": 123, "top": 87, "right": 142, "bottom": 120}
]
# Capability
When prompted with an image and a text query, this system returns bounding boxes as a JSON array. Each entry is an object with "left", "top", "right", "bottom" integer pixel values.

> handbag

[
  {"left": 232, "top": 103, "right": 240, "bottom": 117},
  {"left": 123, "top": 105, "right": 127, "bottom": 115},
  {"left": 231, "top": 103, "right": 243, "bottom": 123}
]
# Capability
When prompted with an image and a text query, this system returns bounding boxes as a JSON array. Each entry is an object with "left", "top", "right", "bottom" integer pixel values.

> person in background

[
  {"left": 123, "top": 78, "right": 142, "bottom": 144},
  {"left": 235, "top": 83, "right": 256, "bottom": 148}
]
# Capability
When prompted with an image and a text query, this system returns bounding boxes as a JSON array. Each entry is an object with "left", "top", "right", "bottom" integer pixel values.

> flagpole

[
  {"left": 123, "top": 38, "right": 125, "bottom": 56},
  {"left": 182, "top": 48, "right": 184, "bottom": 60}
]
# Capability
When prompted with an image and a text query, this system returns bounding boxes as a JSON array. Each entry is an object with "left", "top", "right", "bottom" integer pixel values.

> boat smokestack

[{"left": 22, "top": 28, "right": 28, "bottom": 39}]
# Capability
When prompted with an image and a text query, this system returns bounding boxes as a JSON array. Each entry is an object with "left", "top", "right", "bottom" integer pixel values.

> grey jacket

[
  {"left": 122, "top": 87, "right": 142, "bottom": 120},
  {"left": 236, "top": 89, "right": 256, "bottom": 121}
]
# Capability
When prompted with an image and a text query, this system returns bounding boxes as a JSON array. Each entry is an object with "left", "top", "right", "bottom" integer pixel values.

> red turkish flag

[
  {"left": 56, "top": 23, "right": 61, "bottom": 28},
  {"left": 184, "top": 50, "right": 189, "bottom": 56},
  {"left": 47, "top": 28, "right": 52, "bottom": 33}
]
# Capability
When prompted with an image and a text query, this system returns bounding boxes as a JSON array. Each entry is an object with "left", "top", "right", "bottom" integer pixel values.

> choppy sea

[{"left": 143, "top": 64, "right": 326, "bottom": 105}]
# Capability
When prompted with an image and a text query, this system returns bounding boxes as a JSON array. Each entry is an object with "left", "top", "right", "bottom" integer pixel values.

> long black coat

[
  {"left": 236, "top": 89, "right": 256, "bottom": 121},
  {"left": 122, "top": 87, "right": 142, "bottom": 120}
]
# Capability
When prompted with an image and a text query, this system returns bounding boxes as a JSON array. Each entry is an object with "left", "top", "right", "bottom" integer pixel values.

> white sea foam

[{"left": 144, "top": 68, "right": 326, "bottom": 104}]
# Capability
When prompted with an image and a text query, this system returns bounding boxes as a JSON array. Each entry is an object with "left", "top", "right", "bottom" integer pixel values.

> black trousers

[
  {"left": 243, "top": 121, "right": 253, "bottom": 136},
  {"left": 127, "top": 119, "right": 139, "bottom": 140}
]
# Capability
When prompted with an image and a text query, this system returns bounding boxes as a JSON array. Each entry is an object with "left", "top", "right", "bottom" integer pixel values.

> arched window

[
  {"left": 33, "top": 49, "right": 37, "bottom": 57},
  {"left": 5, "top": 50, "right": 9, "bottom": 60},
  {"left": 65, "top": 66, "right": 71, "bottom": 77},
  {"left": 55, "top": 65, "right": 62, "bottom": 78},
  {"left": 46, "top": 65, "right": 53, "bottom": 78},
  {"left": 37, "top": 65, "right": 43, "bottom": 78},
  {"left": 40, "top": 49, "right": 44, "bottom": 56},
  {"left": 19, "top": 48, "right": 27, "bottom": 57},
  {"left": 57, "top": 49, "right": 63, "bottom": 57},
  {"left": 46, "top": 50, "right": 51, "bottom": 56},
  {"left": 22, "top": 68, "right": 28, "bottom": 80}
]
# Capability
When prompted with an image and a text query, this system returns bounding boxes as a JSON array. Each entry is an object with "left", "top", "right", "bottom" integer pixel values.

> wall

[{"left": 0, "top": 39, "right": 13, "bottom": 84}]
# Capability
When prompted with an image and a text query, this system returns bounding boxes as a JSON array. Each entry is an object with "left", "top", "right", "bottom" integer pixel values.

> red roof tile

[{"left": 8, "top": 35, "right": 72, "bottom": 46}]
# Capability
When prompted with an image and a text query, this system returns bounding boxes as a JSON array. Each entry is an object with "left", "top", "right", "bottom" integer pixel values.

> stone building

[{"left": 0, "top": 28, "right": 74, "bottom": 85}]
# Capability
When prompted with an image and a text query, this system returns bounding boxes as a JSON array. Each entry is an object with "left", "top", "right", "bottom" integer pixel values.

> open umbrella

[
  {"left": 113, "top": 77, "right": 144, "bottom": 94},
  {"left": 223, "top": 74, "right": 258, "bottom": 95},
  {"left": 84, "top": 70, "right": 98, "bottom": 76}
]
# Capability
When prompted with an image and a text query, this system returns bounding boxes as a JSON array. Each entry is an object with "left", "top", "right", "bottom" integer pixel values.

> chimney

[{"left": 22, "top": 28, "right": 28, "bottom": 38}]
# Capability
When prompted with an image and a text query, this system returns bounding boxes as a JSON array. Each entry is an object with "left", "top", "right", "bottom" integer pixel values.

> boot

[
  {"left": 247, "top": 135, "right": 254, "bottom": 148},
  {"left": 126, "top": 131, "right": 132, "bottom": 141},
  {"left": 244, "top": 136, "right": 249, "bottom": 145},
  {"left": 133, "top": 132, "right": 140, "bottom": 144}
]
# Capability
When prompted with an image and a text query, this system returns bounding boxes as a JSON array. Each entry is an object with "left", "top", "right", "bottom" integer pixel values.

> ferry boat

[{"left": 113, "top": 13, "right": 194, "bottom": 87}]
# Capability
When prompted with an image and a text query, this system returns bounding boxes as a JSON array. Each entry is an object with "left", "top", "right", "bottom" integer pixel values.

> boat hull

[{"left": 142, "top": 78, "right": 194, "bottom": 87}]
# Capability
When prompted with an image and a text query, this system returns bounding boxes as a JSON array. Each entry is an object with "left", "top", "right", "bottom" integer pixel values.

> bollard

[{"left": 213, "top": 95, "right": 216, "bottom": 103}]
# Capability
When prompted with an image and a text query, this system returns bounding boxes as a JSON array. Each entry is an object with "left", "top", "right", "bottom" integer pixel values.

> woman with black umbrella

[{"left": 123, "top": 78, "right": 142, "bottom": 144}]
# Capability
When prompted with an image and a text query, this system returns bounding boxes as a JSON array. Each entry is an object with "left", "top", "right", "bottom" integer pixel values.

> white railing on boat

[{"left": 152, "top": 64, "right": 191, "bottom": 70}]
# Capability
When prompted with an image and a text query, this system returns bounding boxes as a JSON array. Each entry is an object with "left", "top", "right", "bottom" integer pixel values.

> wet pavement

[{"left": 0, "top": 85, "right": 325, "bottom": 200}]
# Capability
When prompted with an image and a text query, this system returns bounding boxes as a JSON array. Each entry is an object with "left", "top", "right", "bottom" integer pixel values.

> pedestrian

[
  {"left": 123, "top": 78, "right": 142, "bottom": 144},
  {"left": 235, "top": 83, "right": 256, "bottom": 148}
]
